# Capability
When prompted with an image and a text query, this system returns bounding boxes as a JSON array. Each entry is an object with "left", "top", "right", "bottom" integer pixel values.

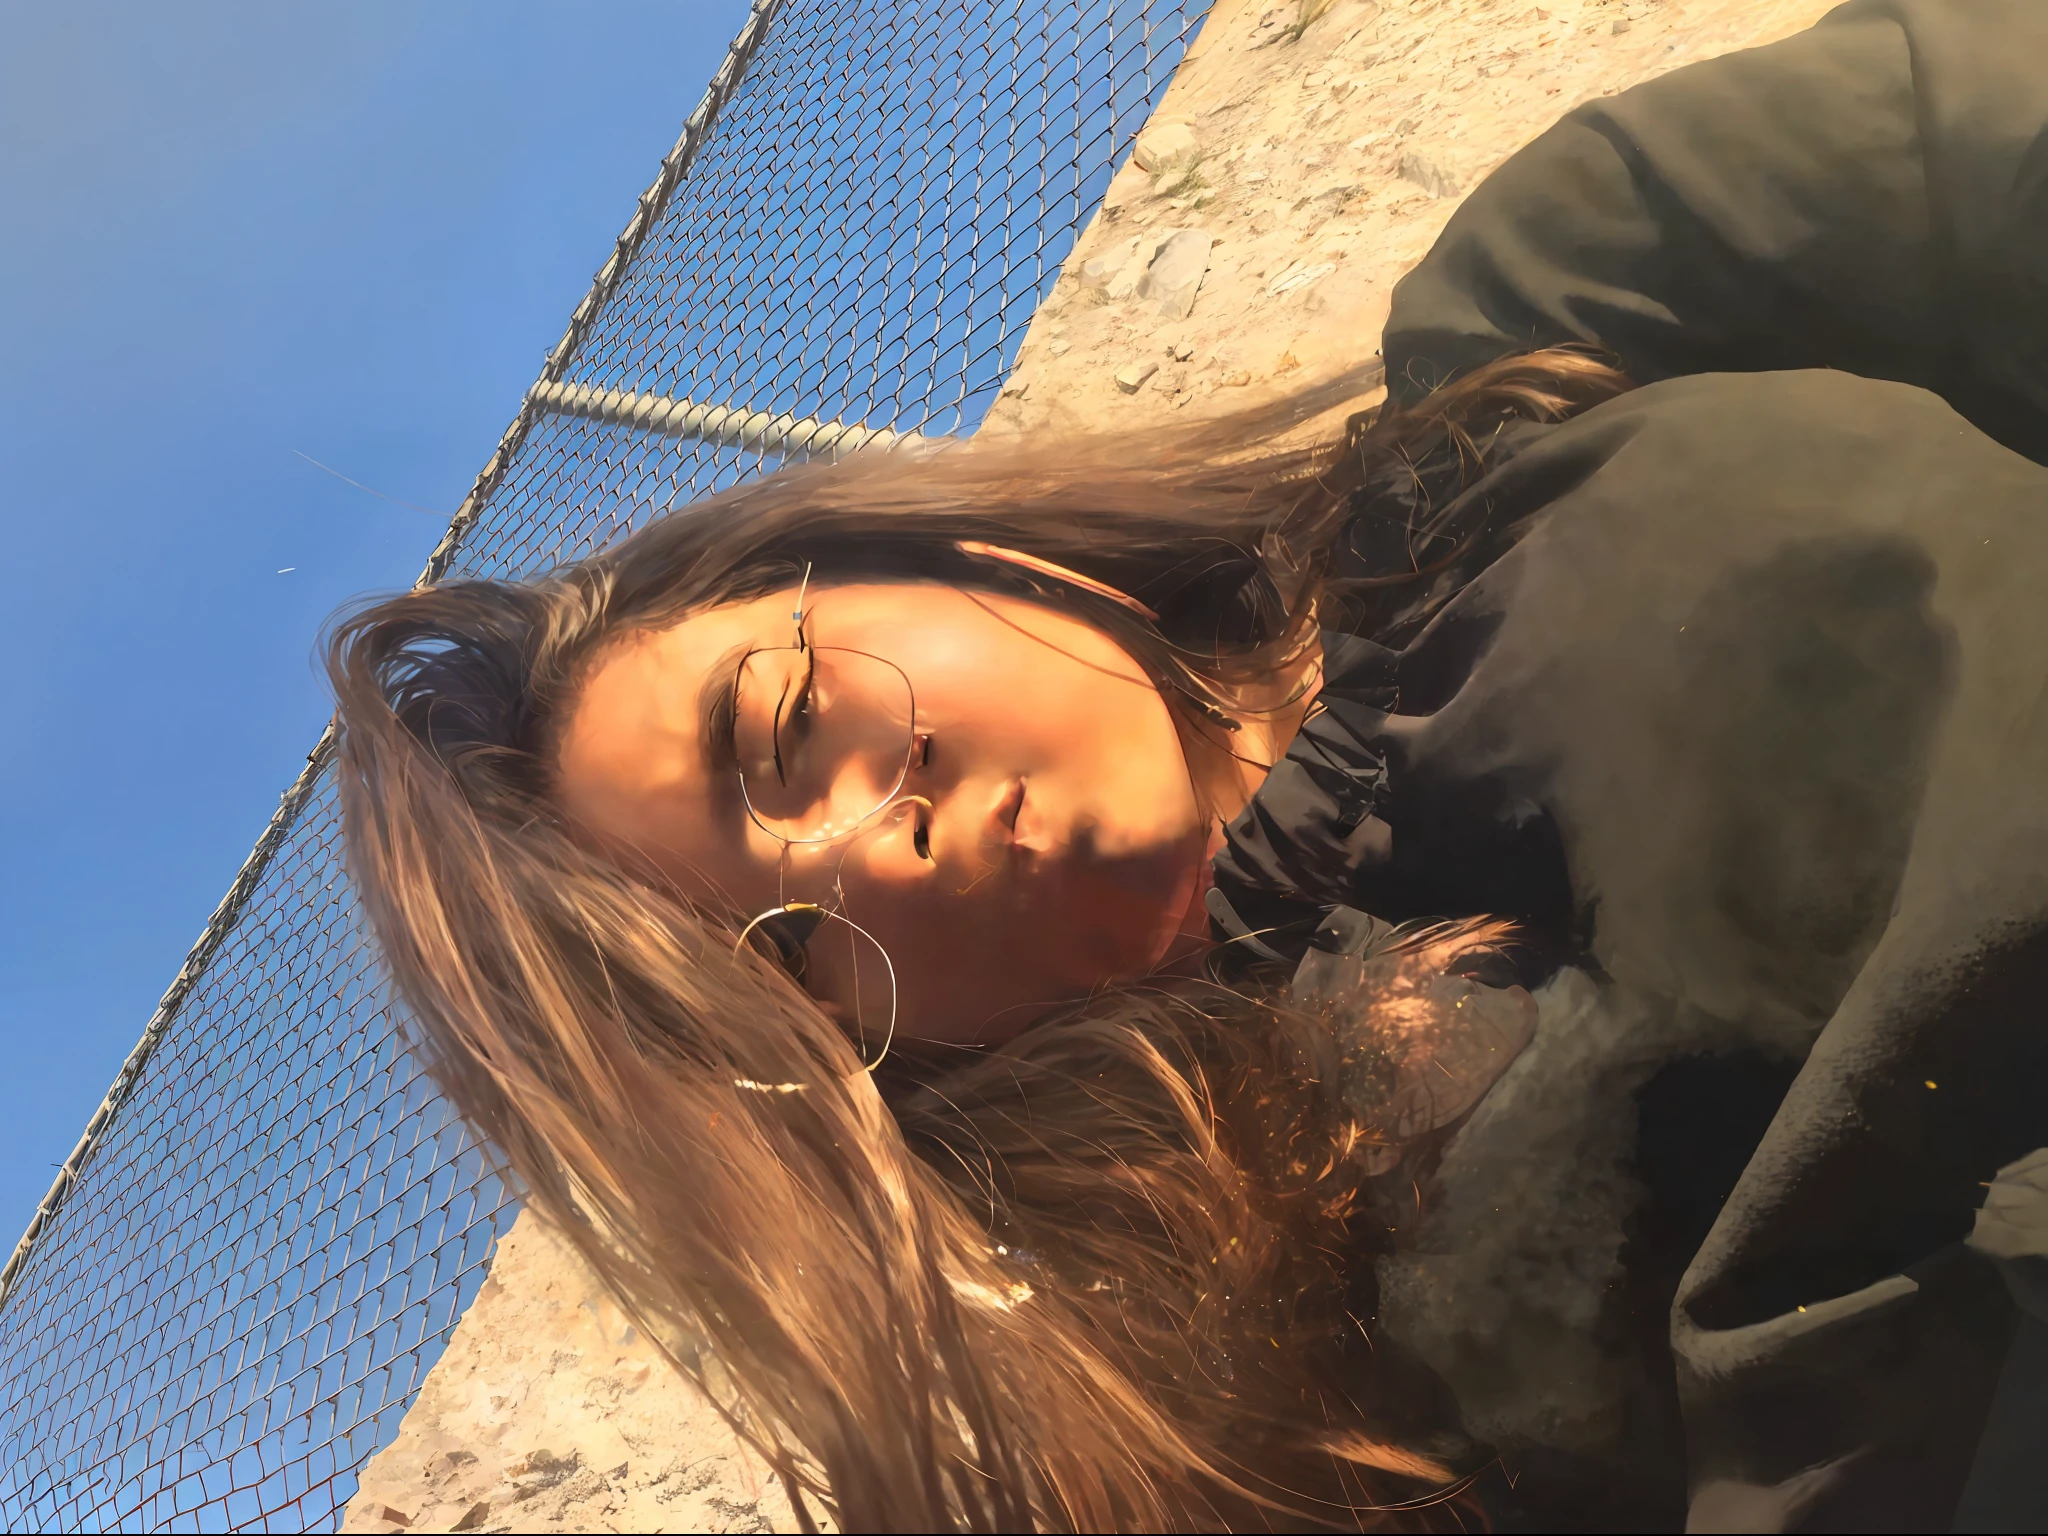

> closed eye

[{"left": 772, "top": 649, "right": 817, "bottom": 786}]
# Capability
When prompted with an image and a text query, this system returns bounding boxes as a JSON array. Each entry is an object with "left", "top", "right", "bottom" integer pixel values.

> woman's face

[{"left": 554, "top": 581, "right": 1209, "bottom": 1045}]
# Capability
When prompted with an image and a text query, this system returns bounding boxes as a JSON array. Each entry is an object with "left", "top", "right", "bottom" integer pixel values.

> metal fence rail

[{"left": 0, "top": 1, "right": 1207, "bottom": 1529}]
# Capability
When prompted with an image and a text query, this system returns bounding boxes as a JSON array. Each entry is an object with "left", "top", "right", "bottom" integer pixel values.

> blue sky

[{"left": 0, "top": 1, "right": 754, "bottom": 1241}]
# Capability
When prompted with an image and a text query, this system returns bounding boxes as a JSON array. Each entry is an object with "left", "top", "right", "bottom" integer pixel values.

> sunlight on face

[{"left": 553, "top": 582, "right": 1209, "bottom": 1044}]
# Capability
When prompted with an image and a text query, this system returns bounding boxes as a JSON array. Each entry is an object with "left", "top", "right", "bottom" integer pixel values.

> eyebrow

[{"left": 701, "top": 640, "right": 751, "bottom": 775}]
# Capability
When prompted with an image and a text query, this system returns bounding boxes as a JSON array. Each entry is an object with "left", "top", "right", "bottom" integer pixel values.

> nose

[{"left": 988, "top": 776, "right": 1026, "bottom": 845}]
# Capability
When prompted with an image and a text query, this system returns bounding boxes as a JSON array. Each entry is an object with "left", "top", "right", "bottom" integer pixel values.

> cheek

[{"left": 1047, "top": 684, "right": 1200, "bottom": 852}]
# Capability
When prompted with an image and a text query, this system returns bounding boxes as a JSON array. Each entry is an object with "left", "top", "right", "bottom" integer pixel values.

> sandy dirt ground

[
  {"left": 343, "top": 0, "right": 1841, "bottom": 1529},
  {"left": 981, "top": 0, "right": 1838, "bottom": 437},
  {"left": 342, "top": 1215, "right": 812, "bottom": 1535}
]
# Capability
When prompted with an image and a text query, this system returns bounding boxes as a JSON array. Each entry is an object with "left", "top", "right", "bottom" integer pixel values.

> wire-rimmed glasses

[
  {"left": 731, "top": 585, "right": 917, "bottom": 1067},
  {"left": 733, "top": 627, "right": 920, "bottom": 851}
]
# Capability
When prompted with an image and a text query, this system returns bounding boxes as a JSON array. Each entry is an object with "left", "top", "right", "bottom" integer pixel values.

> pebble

[
  {"left": 1077, "top": 235, "right": 1143, "bottom": 291},
  {"left": 1132, "top": 120, "right": 1199, "bottom": 173},
  {"left": 1397, "top": 151, "right": 1461, "bottom": 198},
  {"left": 1115, "top": 360, "right": 1160, "bottom": 393},
  {"left": 1268, "top": 262, "right": 1335, "bottom": 296},
  {"left": 1138, "top": 227, "right": 1216, "bottom": 319}
]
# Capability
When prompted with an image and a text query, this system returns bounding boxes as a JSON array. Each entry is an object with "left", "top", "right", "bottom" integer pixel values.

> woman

[
  {"left": 332, "top": 354, "right": 1579, "bottom": 1534},
  {"left": 330, "top": 1, "right": 2048, "bottom": 1530}
]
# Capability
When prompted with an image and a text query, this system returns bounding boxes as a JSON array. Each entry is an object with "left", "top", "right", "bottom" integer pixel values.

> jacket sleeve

[{"left": 1382, "top": 0, "right": 2048, "bottom": 463}]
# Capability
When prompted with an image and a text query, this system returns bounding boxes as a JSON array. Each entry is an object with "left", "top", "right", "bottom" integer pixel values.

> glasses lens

[{"left": 736, "top": 645, "right": 915, "bottom": 844}]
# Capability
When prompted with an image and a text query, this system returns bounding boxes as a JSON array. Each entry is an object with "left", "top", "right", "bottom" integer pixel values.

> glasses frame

[
  {"left": 733, "top": 900, "right": 899, "bottom": 1071},
  {"left": 731, "top": 572, "right": 911, "bottom": 1069},
  {"left": 733, "top": 602, "right": 920, "bottom": 851}
]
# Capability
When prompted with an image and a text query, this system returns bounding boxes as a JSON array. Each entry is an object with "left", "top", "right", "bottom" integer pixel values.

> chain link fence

[{"left": 0, "top": 1, "right": 1207, "bottom": 1529}]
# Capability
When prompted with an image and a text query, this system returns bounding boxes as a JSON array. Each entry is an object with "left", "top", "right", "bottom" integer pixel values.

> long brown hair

[{"left": 327, "top": 349, "right": 1628, "bottom": 1531}]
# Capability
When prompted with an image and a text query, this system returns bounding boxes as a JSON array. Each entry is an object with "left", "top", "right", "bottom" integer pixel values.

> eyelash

[
  {"left": 771, "top": 650, "right": 817, "bottom": 786},
  {"left": 790, "top": 654, "right": 815, "bottom": 723}
]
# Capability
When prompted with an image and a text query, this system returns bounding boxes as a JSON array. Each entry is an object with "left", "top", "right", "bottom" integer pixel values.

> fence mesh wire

[{"left": 0, "top": 2, "right": 1207, "bottom": 1529}]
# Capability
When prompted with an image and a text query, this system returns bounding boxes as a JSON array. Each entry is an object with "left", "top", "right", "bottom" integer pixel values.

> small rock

[
  {"left": 1047, "top": 339, "right": 1072, "bottom": 356},
  {"left": 1219, "top": 370, "right": 1253, "bottom": 388},
  {"left": 1612, "top": 16, "right": 1631, "bottom": 32},
  {"left": 1131, "top": 120, "right": 1198, "bottom": 174},
  {"left": 511, "top": 1448, "right": 576, "bottom": 1479},
  {"left": 1397, "top": 151, "right": 1461, "bottom": 198},
  {"left": 1268, "top": 262, "right": 1335, "bottom": 296},
  {"left": 1077, "top": 235, "right": 1143, "bottom": 292},
  {"left": 505, "top": 1447, "right": 579, "bottom": 1498},
  {"left": 363, "top": 1507, "right": 411, "bottom": 1529},
  {"left": 1103, "top": 232, "right": 1173, "bottom": 300},
  {"left": 1394, "top": 116, "right": 1419, "bottom": 137},
  {"left": 1000, "top": 376, "right": 1031, "bottom": 399},
  {"left": 450, "top": 1502, "right": 493, "bottom": 1533},
  {"left": 1115, "top": 360, "right": 1160, "bottom": 394},
  {"left": 1171, "top": 342, "right": 1196, "bottom": 362},
  {"left": 1137, "top": 227, "right": 1215, "bottom": 319}
]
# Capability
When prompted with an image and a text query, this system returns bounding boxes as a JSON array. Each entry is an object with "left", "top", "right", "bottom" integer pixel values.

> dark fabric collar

[{"left": 1208, "top": 631, "right": 1400, "bottom": 964}]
